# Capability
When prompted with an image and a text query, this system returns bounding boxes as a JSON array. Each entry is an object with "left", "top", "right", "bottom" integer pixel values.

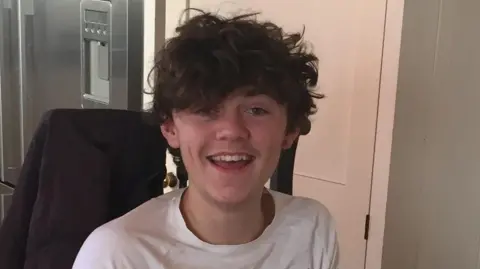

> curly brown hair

[{"left": 147, "top": 9, "right": 323, "bottom": 132}]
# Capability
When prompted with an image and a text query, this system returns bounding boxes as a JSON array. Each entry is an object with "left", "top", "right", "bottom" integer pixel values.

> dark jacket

[{"left": 0, "top": 109, "right": 167, "bottom": 269}]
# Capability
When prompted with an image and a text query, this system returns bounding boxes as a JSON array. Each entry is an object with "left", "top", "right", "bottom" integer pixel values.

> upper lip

[
  {"left": 207, "top": 152, "right": 255, "bottom": 160},
  {"left": 207, "top": 152, "right": 255, "bottom": 158}
]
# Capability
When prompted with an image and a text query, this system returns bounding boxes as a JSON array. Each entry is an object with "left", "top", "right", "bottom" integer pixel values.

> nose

[{"left": 215, "top": 111, "right": 250, "bottom": 141}]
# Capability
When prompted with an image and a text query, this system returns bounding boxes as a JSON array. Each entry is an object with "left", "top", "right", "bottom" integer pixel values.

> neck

[{"left": 180, "top": 186, "right": 274, "bottom": 245}]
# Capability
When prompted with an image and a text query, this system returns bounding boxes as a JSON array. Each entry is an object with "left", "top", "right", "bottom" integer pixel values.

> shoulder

[
  {"left": 270, "top": 191, "right": 334, "bottom": 224},
  {"left": 72, "top": 224, "right": 142, "bottom": 268},
  {"left": 113, "top": 189, "right": 183, "bottom": 228},
  {"left": 72, "top": 190, "right": 184, "bottom": 268},
  {"left": 270, "top": 191, "right": 339, "bottom": 269}
]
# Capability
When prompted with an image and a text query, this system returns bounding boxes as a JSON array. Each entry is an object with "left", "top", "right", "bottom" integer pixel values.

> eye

[
  {"left": 246, "top": 107, "right": 269, "bottom": 116},
  {"left": 194, "top": 107, "right": 219, "bottom": 119}
]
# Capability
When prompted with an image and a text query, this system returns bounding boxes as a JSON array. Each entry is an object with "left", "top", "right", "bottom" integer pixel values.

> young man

[{"left": 73, "top": 10, "right": 339, "bottom": 269}]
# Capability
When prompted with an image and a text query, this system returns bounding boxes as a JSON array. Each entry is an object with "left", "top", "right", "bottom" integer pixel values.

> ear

[
  {"left": 282, "top": 127, "right": 300, "bottom": 149},
  {"left": 160, "top": 119, "right": 180, "bottom": 149}
]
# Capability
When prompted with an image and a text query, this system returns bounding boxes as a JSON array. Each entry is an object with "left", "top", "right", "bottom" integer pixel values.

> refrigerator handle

[
  {"left": 1, "top": 0, "right": 23, "bottom": 185},
  {"left": 19, "top": 0, "right": 35, "bottom": 156}
]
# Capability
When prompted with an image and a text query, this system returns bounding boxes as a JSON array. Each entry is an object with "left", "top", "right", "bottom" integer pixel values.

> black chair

[{"left": 0, "top": 108, "right": 308, "bottom": 269}]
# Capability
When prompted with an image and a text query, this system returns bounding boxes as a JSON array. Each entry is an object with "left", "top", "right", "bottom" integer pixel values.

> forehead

[
  {"left": 217, "top": 86, "right": 283, "bottom": 104},
  {"left": 224, "top": 91, "right": 276, "bottom": 103},
  {"left": 186, "top": 87, "right": 282, "bottom": 110}
]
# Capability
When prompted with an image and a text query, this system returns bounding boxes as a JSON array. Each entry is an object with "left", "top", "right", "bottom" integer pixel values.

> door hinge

[{"left": 364, "top": 214, "right": 370, "bottom": 240}]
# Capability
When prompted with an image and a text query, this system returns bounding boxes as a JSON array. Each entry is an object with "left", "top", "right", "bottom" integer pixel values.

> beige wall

[{"left": 187, "top": 1, "right": 386, "bottom": 268}]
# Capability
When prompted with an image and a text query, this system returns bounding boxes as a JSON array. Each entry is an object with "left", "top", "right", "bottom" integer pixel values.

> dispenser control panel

[
  {"left": 84, "top": 10, "right": 109, "bottom": 38},
  {"left": 81, "top": 1, "right": 111, "bottom": 43},
  {"left": 80, "top": 0, "right": 112, "bottom": 107}
]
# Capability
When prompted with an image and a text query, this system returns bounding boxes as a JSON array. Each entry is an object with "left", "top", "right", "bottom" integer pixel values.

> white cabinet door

[
  {"left": 187, "top": 1, "right": 387, "bottom": 268},
  {"left": 381, "top": 0, "right": 480, "bottom": 268}
]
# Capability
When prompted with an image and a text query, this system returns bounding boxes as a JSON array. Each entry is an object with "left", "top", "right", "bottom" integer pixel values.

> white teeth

[{"left": 210, "top": 154, "right": 252, "bottom": 162}]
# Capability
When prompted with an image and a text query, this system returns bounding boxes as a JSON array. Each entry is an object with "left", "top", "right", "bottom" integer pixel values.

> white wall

[
  {"left": 143, "top": 0, "right": 189, "bottom": 177},
  {"left": 143, "top": 0, "right": 187, "bottom": 108},
  {"left": 164, "top": 1, "right": 189, "bottom": 39},
  {"left": 143, "top": 0, "right": 156, "bottom": 110}
]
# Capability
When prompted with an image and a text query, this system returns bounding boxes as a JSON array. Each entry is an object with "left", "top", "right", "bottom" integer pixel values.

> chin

[{"left": 201, "top": 168, "right": 265, "bottom": 206}]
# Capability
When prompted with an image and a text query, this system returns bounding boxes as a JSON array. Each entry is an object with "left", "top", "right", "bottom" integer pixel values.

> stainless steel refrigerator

[{"left": 0, "top": 0, "right": 155, "bottom": 223}]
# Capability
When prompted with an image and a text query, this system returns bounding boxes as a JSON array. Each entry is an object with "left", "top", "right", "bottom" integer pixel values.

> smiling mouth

[{"left": 207, "top": 154, "right": 255, "bottom": 171}]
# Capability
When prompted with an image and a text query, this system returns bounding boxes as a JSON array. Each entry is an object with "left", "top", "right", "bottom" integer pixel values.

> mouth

[{"left": 206, "top": 153, "right": 255, "bottom": 172}]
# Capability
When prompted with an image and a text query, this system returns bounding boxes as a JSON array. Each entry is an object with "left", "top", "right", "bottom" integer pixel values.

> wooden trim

[{"left": 365, "top": 0, "right": 405, "bottom": 268}]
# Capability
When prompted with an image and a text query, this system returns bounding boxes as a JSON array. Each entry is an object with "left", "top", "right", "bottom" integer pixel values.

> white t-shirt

[{"left": 72, "top": 189, "right": 339, "bottom": 269}]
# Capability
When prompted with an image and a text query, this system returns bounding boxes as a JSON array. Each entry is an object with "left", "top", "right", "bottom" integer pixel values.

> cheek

[
  {"left": 249, "top": 122, "right": 286, "bottom": 153},
  {"left": 176, "top": 126, "right": 211, "bottom": 162}
]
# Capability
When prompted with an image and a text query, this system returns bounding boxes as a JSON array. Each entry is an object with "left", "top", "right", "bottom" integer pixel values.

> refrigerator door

[
  {"left": 1, "top": 0, "right": 146, "bottom": 185},
  {"left": 21, "top": 0, "right": 144, "bottom": 154}
]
